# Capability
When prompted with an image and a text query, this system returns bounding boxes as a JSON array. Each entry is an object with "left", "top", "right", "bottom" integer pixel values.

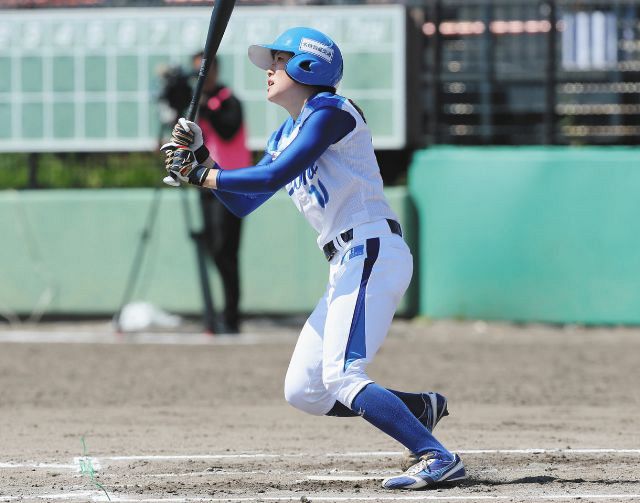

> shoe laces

[{"left": 405, "top": 452, "right": 438, "bottom": 475}]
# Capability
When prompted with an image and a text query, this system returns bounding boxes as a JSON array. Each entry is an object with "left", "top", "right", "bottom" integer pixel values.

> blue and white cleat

[
  {"left": 382, "top": 452, "right": 467, "bottom": 490},
  {"left": 400, "top": 392, "right": 449, "bottom": 470}
]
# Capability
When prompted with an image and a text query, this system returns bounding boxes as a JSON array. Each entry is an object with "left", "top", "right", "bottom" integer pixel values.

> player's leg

[
  {"left": 283, "top": 287, "right": 336, "bottom": 415},
  {"left": 321, "top": 235, "right": 465, "bottom": 487},
  {"left": 328, "top": 390, "right": 449, "bottom": 432},
  {"left": 322, "top": 237, "right": 444, "bottom": 451},
  {"left": 283, "top": 283, "right": 435, "bottom": 418}
]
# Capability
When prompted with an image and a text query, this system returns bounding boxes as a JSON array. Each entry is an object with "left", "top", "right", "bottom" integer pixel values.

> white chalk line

[
  {"left": 3, "top": 492, "right": 640, "bottom": 502},
  {"left": 2, "top": 448, "right": 639, "bottom": 472},
  {"left": 99, "top": 448, "right": 640, "bottom": 462},
  {"left": 103, "top": 453, "right": 288, "bottom": 461},
  {"left": 308, "top": 474, "right": 385, "bottom": 481},
  {"left": 331, "top": 448, "right": 640, "bottom": 456},
  {"left": 75, "top": 467, "right": 520, "bottom": 481},
  {"left": 0, "top": 331, "right": 294, "bottom": 346},
  {"left": 0, "top": 462, "right": 78, "bottom": 469}
]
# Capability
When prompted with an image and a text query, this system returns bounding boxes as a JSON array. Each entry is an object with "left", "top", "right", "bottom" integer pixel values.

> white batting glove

[
  {"left": 170, "top": 118, "right": 210, "bottom": 164},
  {"left": 172, "top": 118, "right": 203, "bottom": 150}
]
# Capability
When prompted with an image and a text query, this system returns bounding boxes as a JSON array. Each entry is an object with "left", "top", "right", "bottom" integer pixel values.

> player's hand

[
  {"left": 160, "top": 143, "right": 210, "bottom": 186},
  {"left": 170, "top": 118, "right": 210, "bottom": 165},
  {"left": 172, "top": 118, "right": 203, "bottom": 150},
  {"left": 160, "top": 143, "right": 193, "bottom": 184}
]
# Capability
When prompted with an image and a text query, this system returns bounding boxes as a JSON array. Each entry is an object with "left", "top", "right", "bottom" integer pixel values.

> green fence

[
  {"left": 6, "top": 146, "right": 637, "bottom": 324},
  {"left": 0, "top": 187, "right": 416, "bottom": 318},
  {"left": 409, "top": 146, "right": 640, "bottom": 324},
  {"left": 0, "top": 5, "right": 407, "bottom": 153}
]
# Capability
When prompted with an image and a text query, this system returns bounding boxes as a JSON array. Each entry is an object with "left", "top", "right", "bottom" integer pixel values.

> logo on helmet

[{"left": 299, "top": 37, "right": 334, "bottom": 63}]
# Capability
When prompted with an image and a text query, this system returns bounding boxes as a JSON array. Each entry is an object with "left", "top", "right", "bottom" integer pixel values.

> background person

[{"left": 192, "top": 51, "right": 251, "bottom": 334}]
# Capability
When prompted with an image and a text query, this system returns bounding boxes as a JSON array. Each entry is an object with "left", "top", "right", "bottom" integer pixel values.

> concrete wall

[
  {"left": 409, "top": 146, "right": 640, "bottom": 324},
  {"left": 0, "top": 187, "right": 417, "bottom": 318}
]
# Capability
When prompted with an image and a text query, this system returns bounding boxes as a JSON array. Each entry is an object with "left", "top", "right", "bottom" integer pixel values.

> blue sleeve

[
  {"left": 212, "top": 191, "right": 274, "bottom": 218},
  {"left": 216, "top": 107, "right": 356, "bottom": 194},
  {"left": 255, "top": 151, "right": 273, "bottom": 166},
  {"left": 211, "top": 152, "right": 275, "bottom": 217}
]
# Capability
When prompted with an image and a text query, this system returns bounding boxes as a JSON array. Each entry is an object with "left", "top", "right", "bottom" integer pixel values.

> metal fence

[{"left": 420, "top": 0, "right": 640, "bottom": 145}]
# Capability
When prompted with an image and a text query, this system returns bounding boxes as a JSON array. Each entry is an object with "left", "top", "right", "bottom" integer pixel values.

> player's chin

[{"left": 266, "top": 87, "right": 279, "bottom": 103}]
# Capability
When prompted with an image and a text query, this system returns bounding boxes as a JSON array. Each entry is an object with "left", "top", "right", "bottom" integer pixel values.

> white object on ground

[{"left": 117, "top": 302, "right": 181, "bottom": 332}]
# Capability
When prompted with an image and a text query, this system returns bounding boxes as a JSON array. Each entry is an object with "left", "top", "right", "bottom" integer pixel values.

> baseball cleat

[
  {"left": 382, "top": 452, "right": 466, "bottom": 490},
  {"left": 400, "top": 392, "right": 449, "bottom": 470}
]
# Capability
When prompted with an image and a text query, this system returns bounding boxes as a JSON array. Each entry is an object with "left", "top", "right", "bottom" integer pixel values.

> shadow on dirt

[{"left": 456, "top": 475, "right": 637, "bottom": 488}]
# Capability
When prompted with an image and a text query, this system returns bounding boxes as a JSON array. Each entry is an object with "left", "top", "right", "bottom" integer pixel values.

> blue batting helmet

[{"left": 248, "top": 27, "right": 343, "bottom": 88}]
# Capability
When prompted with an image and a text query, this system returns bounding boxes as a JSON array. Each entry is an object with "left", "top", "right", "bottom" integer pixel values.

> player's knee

[
  {"left": 284, "top": 376, "right": 332, "bottom": 416},
  {"left": 283, "top": 380, "right": 303, "bottom": 409},
  {"left": 283, "top": 377, "right": 312, "bottom": 413}
]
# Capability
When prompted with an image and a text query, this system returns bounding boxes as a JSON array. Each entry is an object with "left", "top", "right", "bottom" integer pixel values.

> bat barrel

[{"left": 186, "top": 0, "right": 237, "bottom": 122}]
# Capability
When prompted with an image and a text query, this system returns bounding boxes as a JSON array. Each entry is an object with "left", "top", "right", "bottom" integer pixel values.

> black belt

[{"left": 322, "top": 219, "right": 403, "bottom": 262}]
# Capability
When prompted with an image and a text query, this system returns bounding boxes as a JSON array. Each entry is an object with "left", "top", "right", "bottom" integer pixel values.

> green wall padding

[
  {"left": 409, "top": 146, "right": 640, "bottom": 324},
  {"left": 0, "top": 187, "right": 416, "bottom": 317}
]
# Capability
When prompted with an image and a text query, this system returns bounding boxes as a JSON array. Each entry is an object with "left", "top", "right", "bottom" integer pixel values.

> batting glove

[
  {"left": 171, "top": 118, "right": 210, "bottom": 165},
  {"left": 160, "top": 143, "right": 210, "bottom": 186}
]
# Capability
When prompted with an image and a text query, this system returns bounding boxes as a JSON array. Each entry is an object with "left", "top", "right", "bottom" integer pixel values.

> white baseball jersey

[{"left": 266, "top": 93, "right": 398, "bottom": 247}]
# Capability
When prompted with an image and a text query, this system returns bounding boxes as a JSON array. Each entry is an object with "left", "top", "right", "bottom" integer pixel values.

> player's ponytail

[
  {"left": 348, "top": 99, "right": 366, "bottom": 123},
  {"left": 310, "top": 86, "right": 367, "bottom": 123}
]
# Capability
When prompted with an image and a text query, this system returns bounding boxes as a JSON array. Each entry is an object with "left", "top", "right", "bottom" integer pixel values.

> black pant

[{"left": 199, "top": 191, "right": 242, "bottom": 331}]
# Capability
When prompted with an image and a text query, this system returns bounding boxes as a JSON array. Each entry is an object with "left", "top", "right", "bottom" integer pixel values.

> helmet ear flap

[
  {"left": 286, "top": 53, "right": 319, "bottom": 84},
  {"left": 286, "top": 54, "right": 327, "bottom": 85},
  {"left": 299, "top": 59, "right": 313, "bottom": 72}
]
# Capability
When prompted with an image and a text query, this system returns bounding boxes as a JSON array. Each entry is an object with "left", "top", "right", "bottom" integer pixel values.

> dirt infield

[{"left": 0, "top": 319, "right": 639, "bottom": 502}]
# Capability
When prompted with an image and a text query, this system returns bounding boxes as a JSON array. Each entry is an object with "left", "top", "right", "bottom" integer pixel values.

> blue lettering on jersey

[
  {"left": 309, "top": 184, "right": 325, "bottom": 208},
  {"left": 318, "top": 179, "right": 329, "bottom": 204},
  {"left": 286, "top": 164, "right": 330, "bottom": 209}
]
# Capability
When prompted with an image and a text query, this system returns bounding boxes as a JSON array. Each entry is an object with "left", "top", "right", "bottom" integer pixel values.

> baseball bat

[{"left": 163, "top": 0, "right": 237, "bottom": 186}]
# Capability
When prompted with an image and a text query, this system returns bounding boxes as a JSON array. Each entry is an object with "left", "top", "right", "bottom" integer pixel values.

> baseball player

[{"left": 161, "top": 27, "right": 466, "bottom": 490}]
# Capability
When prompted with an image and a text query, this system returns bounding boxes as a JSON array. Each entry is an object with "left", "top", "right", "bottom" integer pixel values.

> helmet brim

[
  {"left": 248, "top": 44, "right": 297, "bottom": 71},
  {"left": 248, "top": 45, "right": 272, "bottom": 70}
]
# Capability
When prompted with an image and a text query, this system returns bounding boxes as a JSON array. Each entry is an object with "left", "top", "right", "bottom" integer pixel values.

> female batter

[{"left": 162, "top": 27, "right": 466, "bottom": 490}]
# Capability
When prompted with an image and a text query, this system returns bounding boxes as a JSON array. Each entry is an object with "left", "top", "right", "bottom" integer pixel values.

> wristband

[
  {"left": 188, "top": 166, "right": 210, "bottom": 187},
  {"left": 194, "top": 144, "right": 210, "bottom": 165}
]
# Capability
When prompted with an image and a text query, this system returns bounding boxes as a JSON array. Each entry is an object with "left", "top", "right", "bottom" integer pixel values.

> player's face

[{"left": 266, "top": 51, "right": 297, "bottom": 104}]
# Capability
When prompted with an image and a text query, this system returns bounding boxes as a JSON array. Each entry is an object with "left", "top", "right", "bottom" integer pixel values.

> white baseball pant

[{"left": 284, "top": 219, "right": 413, "bottom": 415}]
